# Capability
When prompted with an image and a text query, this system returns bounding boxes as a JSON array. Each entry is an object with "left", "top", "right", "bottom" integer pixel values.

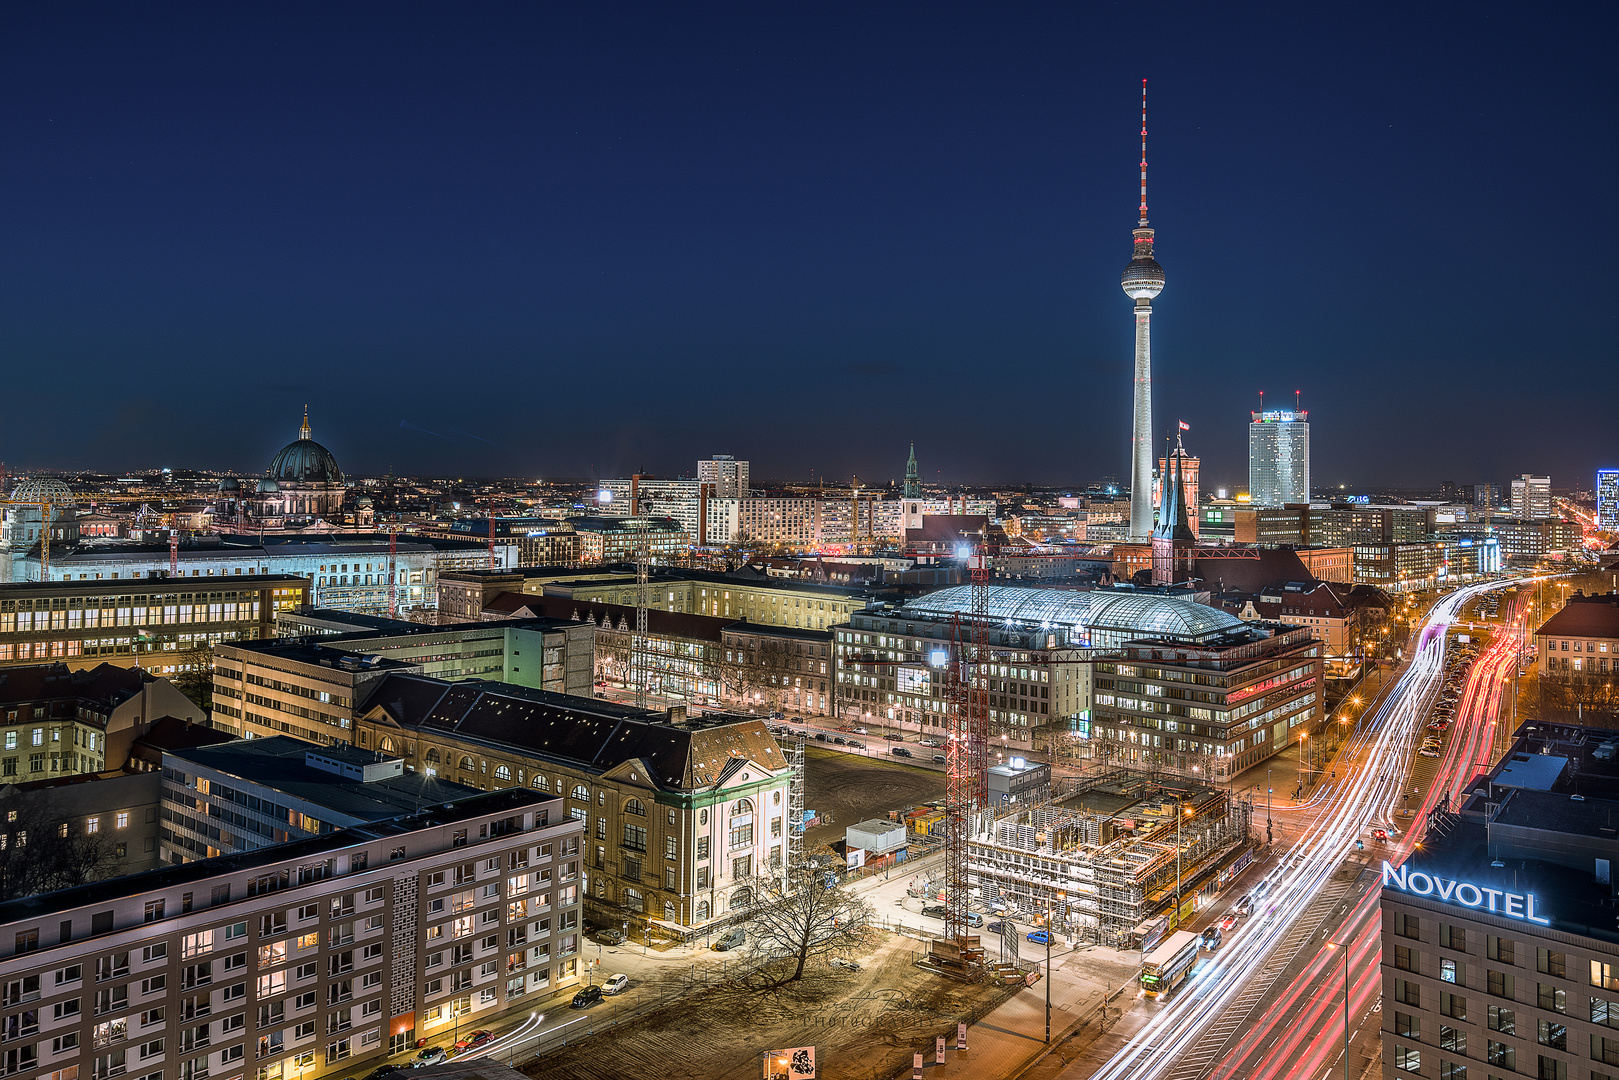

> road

[
  {"left": 1067, "top": 578, "right": 1523, "bottom": 1080},
  {"left": 1202, "top": 588, "right": 1531, "bottom": 1080}
]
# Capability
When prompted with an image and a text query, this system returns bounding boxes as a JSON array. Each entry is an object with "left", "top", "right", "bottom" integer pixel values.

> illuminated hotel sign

[{"left": 1382, "top": 861, "right": 1550, "bottom": 924}]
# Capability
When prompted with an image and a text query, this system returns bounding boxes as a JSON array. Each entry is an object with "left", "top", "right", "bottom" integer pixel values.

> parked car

[
  {"left": 921, "top": 904, "right": 947, "bottom": 918},
  {"left": 570, "top": 985, "right": 603, "bottom": 1009},
  {"left": 413, "top": 1049, "right": 447, "bottom": 1068},
  {"left": 846, "top": 740, "right": 866, "bottom": 750},
  {"left": 966, "top": 911, "right": 984, "bottom": 928},
  {"left": 769, "top": 711, "right": 785, "bottom": 720},
  {"left": 892, "top": 747, "right": 912, "bottom": 758},
  {"left": 1026, "top": 929, "right": 1052, "bottom": 946},
  {"left": 590, "top": 927, "right": 626, "bottom": 945},
  {"left": 1217, "top": 914, "right": 1239, "bottom": 932},
  {"left": 933, "top": 754, "right": 947, "bottom": 764},
  {"left": 601, "top": 973, "right": 629, "bottom": 995},
  {"left": 1233, "top": 896, "right": 1253, "bottom": 916},
  {"left": 367, "top": 1066, "right": 404, "bottom": 1080},
  {"left": 1200, "top": 927, "right": 1223, "bottom": 950},
  {"left": 852, "top": 727, "right": 868, "bottom": 735},
  {"left": 833, "top": 736, "right": 848, "bottom": 745},
  {"left": 919, "top": 738, "right": 942, "bottom": 748},
  {"left": 814, "top": 733, "right": 829, "bottom": 742},
  {"left": 885, "top": 733, "right": 905, "bottom": 741},
  {"left": 713, "top": 928, "right": 746, "bottom": 951},
  {"left": 1419, "top": 747, "right": 1440, "bottom": 757},
  {"left": 830, "top": 957, "right": 861, "bottom": 972},
  {"left": 986, "top": 921, "right": 1008, "bottom": 935}
]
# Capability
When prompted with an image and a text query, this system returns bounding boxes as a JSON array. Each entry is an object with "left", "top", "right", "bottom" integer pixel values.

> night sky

[{"left": 2, "top": 4, "right": 1615, "bottom": 492}]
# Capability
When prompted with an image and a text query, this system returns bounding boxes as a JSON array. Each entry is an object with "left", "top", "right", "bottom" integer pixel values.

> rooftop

[
  {"left": 166, "top": 735, "right": 482, "bottom": 821},
  {"left": 1537, "top": 591, "right": 1619, "bottom": 639},
  {"left": 0, "top": 787, "right": 555, "bottom": 929},
  {"left": 900, "top": 584, "right": 1249, "bottom": 643},
  {"left": 0, "top": 574, "right": 306, "bottom": 595},
  {"left": 0, "top": 662, "right": 154, "bottom": 708}
]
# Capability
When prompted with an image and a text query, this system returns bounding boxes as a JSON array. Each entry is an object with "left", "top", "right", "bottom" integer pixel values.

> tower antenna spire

[{"left": 1138, "top": 78, "right": 1149, "bottom": 226}]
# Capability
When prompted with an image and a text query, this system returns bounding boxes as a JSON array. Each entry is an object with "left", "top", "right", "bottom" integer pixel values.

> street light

[{"left": 1327, "top": 939, "right": 1350, "bottom": 1080}]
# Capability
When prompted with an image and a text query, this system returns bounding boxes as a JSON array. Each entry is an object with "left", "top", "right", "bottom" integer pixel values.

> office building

[
  {"left": 14, "top": 538, "right": 481, "bottom": 617},
  {"left": 1378, "top": 721, "right": 1619, "bottom": 1080},
  {"left": 1249, "top": 409, "right": 1311, "bottom": 507},
  {"left": 0, "top": 576, "right": 306, "bottom": 675},
  {"left": 0, "top": 788, "right": 582, "bottom": 1080},
  {"left": 565, "top": 516, "right": 688, "bottom": 564},
  {"left": 1090, "top": 621, "right": 1323, "bottom": 780},
  {"left": 1533, "top": 590, "right": 1619, "bottom": 681},
  {"left": 1598, "top": 470, "right": 1619, "bottom": 531},
  {"left": 352, "top": 676, "right": 792, "bottom": 932},
  {"left": 1353, "top": 538, "right": 1500, "bottom": 592},
  {"left": 696, "top": 456, "right": 749, "bottom": 498},
  {"left": 1474, "top": 483, "right": 1505, "bottom": 509},
  {"left": 212, "top": 617, "right": 594, "bottom": 744},
  {"left": 1510, "top": 474, "right": 1553, "bottom": 519},
  {"left": 159, "top": 735, "right": 480, "bottom": 862}
]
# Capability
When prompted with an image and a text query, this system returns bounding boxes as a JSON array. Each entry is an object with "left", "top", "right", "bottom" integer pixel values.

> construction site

[{"left": 967, "top": 768, "right": 1255, "bottom": 948}]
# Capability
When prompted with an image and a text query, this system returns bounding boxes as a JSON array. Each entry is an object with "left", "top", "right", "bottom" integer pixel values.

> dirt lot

[
  {"left": 523, "top": 931, "right": 1009, "bottom": 1080},
  {"left": 801, "top": 747, "right": 945, "bottom": 850}
]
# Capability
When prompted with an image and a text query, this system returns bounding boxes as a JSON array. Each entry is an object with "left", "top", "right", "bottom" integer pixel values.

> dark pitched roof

[
  {"left": 1538, "top": 592, "right": 1619, "bottom": 639},
  {"left": 360, "top": 674, "right": 785, "bottom": 791},
  {"left": 133, "top": 716, "right": 236, "bottom": 756},
  {"left": 1194, "top": 548, "right": 1312, "bottom": 594},
  {"left": 0, "top": 662, "right": 149, "bottom": 708},
  {"left": 488, "top": 592, "right": 730, "bottom": 642}
]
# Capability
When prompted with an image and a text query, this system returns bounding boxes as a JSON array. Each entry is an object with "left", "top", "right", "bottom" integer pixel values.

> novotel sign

[{"left": 1381, "top": 861, "right": 1550, "bottom": 925}]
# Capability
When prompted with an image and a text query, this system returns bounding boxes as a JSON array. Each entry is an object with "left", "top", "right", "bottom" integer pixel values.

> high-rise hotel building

[
  {"left": 1249, "top": 410, "right": 1311, "bottom": 507},
  {"left": 1380, "top": 723, "right": 1619, "bottom": 1080}
]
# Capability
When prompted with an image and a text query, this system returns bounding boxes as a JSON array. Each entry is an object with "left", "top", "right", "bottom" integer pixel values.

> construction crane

[
  {"left": 387, "top": 515, "right": 400, "bottom": 618},
  {"left": 631, "top": 488, "right": 652, "bottom": 709},
  {"left": 488, "top": 500, "right": 499, "bottom": 569},
  {"left": 169, "top": 527, "right": 179, "bottom": 577},
  {"left": 2, "top": 479, "right": 76, "bottom": 581}
]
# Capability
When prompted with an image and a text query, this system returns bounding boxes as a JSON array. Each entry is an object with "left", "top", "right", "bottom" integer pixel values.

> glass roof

[{"left": 900, "top": 585, "right": 1245, "bottom": 640}]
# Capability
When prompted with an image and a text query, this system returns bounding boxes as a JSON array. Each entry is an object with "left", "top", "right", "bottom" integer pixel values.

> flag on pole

[{"left": 1178, "top": 421, "right": 1190, "bottom": 431}]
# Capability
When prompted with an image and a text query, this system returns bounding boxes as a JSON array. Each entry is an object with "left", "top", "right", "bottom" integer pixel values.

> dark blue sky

[{"left": 2, "top": 3, "right": 1615, "bottom": 491}]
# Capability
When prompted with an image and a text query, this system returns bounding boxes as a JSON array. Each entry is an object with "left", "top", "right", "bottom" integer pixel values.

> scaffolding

[
  {"left": 967, "top": 770, "right": 1254, "bottom": 948},
  {"left": 785, "top": 736, "right": 806, "bottom": 870}
]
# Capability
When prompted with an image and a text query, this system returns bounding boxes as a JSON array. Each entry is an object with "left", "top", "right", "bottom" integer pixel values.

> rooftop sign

[{"left": 1382, "top": 861, "right": 1549, "bottom": 925}]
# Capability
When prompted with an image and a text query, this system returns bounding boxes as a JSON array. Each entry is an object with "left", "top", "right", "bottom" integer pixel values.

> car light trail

[{"left": 1086, "top": 579, "right": 1519, "bottom": 1080}]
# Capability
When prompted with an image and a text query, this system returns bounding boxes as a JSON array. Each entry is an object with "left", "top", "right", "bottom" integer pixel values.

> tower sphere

[{"left": 1121, "top": 228, "right": 1164, "bottom": 300}]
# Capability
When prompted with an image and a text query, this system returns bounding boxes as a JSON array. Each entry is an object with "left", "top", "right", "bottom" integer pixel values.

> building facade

[
  {"left": 1510, "top": 474, "right": 1553, "bottom": 519},
  {"left": 1599, "top": 470, "right": 1619, "bottom": 532},
  {"left": 696, "top": 456, "right": 749, "bottom": 499},
  {"left": 1533, "top": 590, "right": 1619, "bottom": 683},
  {"left": 0, "top": 577, "right": 307, "bottom": 676},
  {"left": 1248, "top": 409, "right": 1310, "bottom": 507},
  {"left": 0, "top": 662, "right": 204, "bottom": 779},
  {"left": 1089, "top": 624, "right": 1323, "bottom": 780},
  {"left": 353, "top": 677, "right": 792, "bottom": 934},
  {"left": 0, "top": 789, "right": 582, "bottom": 1080},
  {"left": 565, "top": 517, "right": 688, "bottom": 565},
  {"left": 1379, "top": 722, "right": 1619, "bottom": 1080}
]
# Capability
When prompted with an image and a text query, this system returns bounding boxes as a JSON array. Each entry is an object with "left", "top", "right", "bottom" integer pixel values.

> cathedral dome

[
  {"left": 256, "top": 478, "right": 279, "bottom": 494},
  {"left": 218, "top": 477, "right": 240, "bottom": 492},
  {"left": 267, "top": 410, "right": 343, "bottom": 485}
]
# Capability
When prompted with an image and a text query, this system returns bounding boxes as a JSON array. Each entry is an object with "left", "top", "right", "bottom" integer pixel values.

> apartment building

[
  {"left": 0, "top": 663, "right": 203, "bottom": 779},
  {"left": 352, "top": 675, "right": 791, "bottom": 935},
  {"left": 0, "top": 789, "right": 582, "bottom": 1080},
  {"left": 158, "top": 736, "right": 480, "bottom": 862},
  {"left": 1534, "top": 590, "right": 1619, "bottom": 681},
  {"left": 1379, "top": 722, "right": 1619, "bottom": 1080},
  {"left": 0, "top": 577, "right": 307, "bottom": 677}
]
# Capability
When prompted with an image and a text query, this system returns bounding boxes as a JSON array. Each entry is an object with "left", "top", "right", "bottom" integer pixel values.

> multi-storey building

[
  {"left": 1378, "top": 722, "right": 1619, "bottom": 1080},
  {"left": 14, "top": 538, "right": 481, "bottom": 616},
  {"left": 565, "top": 517, "right": 688, "bottom": 565},
  {"left": 1248, "top": 409, "right": 1310, "bottom": 507},
  {"left": 1486, "top": 518, "right": 1585, "bottom": 564},
  {"left": 0, "top": 789, "right": 582, "bottom": 1080},
  {"left": 211, "top": 642, "right": 416, "bottom": 747},
  {"left": 352, "top": 677, "right": 791, "bottom": 934},
  {"left": 719, "top": 623, "right": 832, "bottom": 716},
  {"left": 1089, "top": 622, "right": 1323, "bottom": 780},
  {"left": 159, "top": 736, "right": 480, "bottom": 862},
  {"left": 0, "top": 576, "right": 306, "bottom": 676},
  {"left": 1599, "top": 470, "right": 1619, "bottom": 532},
  {"left": 1510, "top": 474, "right": 1553, "bottom": 519},
  {"left": 696, "top": 456, "right": 749, "bottom": 498},
  {"left": 1233, "top": 505, "right": 1435, "bottom": 547},
  {"left": 0, "top": 662, "right": 204, "bottom": 778},
  {"left": 1533, "top": 590, "right": 1619, "bottom": 682},
  {"left": 1353, "top": 539, "right": 1501, "bottom": 593}
]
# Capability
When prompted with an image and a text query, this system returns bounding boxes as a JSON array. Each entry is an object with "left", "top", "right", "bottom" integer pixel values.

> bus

[{"left": 1140, "top": 930, "right": 1201, "bottom": 997}]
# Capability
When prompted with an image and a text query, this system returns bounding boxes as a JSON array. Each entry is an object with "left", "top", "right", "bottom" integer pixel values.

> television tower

[{"left": 1123, "top": 79, "right": 1165, "bottom": 542}]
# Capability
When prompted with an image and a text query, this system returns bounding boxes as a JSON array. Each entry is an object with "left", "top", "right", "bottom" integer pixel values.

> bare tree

[
  {"left": 0, "top": 806, "right": 122, "bottom": 902},
  {"left": 738, "top": 864, "right": 873, "bottom": 987},
  {"left": 171, "top": 641, "right": 215, "bottom": 712}
]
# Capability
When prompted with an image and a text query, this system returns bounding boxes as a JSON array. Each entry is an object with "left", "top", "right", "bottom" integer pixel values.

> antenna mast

[{"left": 1138, "top": 78, "right": 1150, "bottom": 226}]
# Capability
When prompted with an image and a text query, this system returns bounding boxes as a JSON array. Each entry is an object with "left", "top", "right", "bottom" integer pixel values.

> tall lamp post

[
  {"left": 1328, "top": 939, "right": 1350, "bottom": 1080},
  {"left": 1266, "top": 767, "right": 1273, "bottom": 845},
  {"left": 1298, "top": 733, "right": 1308, "bottom": 794}
]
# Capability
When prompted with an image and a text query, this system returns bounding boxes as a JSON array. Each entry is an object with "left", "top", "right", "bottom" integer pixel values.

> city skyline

[{"left": 1, "top": 7, "right": 1615, "bottom": 487}]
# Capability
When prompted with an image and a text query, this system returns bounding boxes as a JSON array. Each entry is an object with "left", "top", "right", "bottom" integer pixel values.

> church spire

[
  {"left": 903, "top": 442, "right": 921, "bottom": 499},
  {"left": 299, "top": 406, "right": 311, "bottom": 442}
]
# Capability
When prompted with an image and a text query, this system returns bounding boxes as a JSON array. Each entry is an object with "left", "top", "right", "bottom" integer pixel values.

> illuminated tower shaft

[{"left": 1122, "top": 80, "right": 1164, "bottom": 542}]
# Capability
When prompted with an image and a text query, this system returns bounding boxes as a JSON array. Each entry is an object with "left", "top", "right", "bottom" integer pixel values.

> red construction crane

[{"left": 388, "top": 515, "right": 399, "bottom": 618}]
